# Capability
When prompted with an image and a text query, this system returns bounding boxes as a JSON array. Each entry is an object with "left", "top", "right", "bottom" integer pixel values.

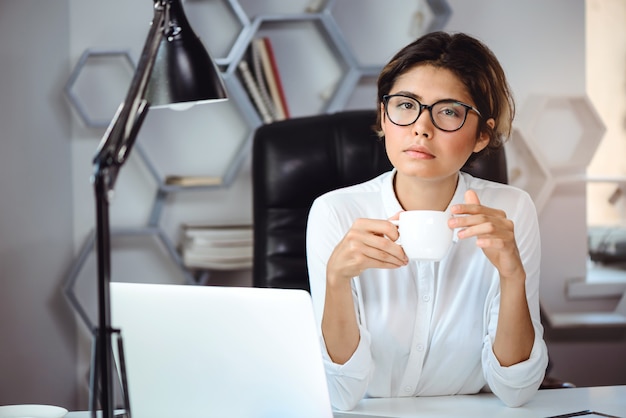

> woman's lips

[{"left": 405, "top": 146, "right": 435, "bottom": 159}]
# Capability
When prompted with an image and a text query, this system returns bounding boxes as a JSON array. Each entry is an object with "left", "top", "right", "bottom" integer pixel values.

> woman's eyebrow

[
  {"left": 393, "top": 91, "right": 469, "bottom": 104},
  {"left": 392, "top": 90, "right": 422, "bottom": 101}
]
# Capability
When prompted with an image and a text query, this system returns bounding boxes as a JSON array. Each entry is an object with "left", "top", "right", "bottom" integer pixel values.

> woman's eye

[
  {"left": 398, "top": 101, "right": 415, "bottom": 110},
  {"left": 439, "top": 106, "right": 461, "bottom": 118}
]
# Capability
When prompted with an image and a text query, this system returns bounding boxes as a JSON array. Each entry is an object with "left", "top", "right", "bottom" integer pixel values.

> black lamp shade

[{"left": 147, "top": 0, "right": 227, "bottom": 107}]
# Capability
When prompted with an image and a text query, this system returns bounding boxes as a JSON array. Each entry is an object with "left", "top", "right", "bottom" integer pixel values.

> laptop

[{"left": 110, "top": 282, "right": 335, "bottom": 418}]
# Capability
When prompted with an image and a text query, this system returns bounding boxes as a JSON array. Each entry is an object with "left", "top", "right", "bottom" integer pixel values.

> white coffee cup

[{"left": 391, "top": 210, "right": 453, "bottom": 261}]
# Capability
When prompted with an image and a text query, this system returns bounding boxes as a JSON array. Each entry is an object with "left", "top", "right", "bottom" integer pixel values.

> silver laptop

[{"left": 110, "top": 282, "right": 335, "bottom": 418}]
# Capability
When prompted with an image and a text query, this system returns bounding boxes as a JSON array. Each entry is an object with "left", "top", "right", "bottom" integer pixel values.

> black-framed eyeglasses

[{"left": 383, "top": 94, "right": 482, "bottom": 132}]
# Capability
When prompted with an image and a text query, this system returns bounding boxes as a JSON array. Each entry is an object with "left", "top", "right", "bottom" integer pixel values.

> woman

[{"left": 306, "top": 31, "right": 549, "bottom": 411}]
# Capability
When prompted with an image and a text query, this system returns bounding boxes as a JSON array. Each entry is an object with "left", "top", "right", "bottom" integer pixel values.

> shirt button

[
  {"left": 404, "top": 386, "right": 413, "bottom": 393},
  {"left": 416, "top": 344, "right": 424, "bottom": 351},
  {"left": 422, "top": 295, "right": 431, "bottom": 302}
]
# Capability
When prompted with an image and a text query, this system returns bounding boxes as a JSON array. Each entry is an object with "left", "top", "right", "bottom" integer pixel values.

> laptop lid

[{"left": 110, "top": 282, "right": 334, "bottom": 418}]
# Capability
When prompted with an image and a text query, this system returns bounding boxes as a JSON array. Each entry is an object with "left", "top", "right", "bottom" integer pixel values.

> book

[
  {"left": 263, "top": 37, "right": 290, "bottom": 119},
  {"left": 253, "top": 37, "right": 290, "bottom": 120},
  {"left": 165, "top": 175, "right": 223, "bottom": 187},
  {"left": 237, "top": 59, "right": 274, "bottom": 124},
  {"left": 181, "top": 224, "right": 253, "bottom": 245},
  {"left": 179, "top": 224, "right": 253, "bottom": 270},
  {"left": 250, "top": 39, "right": 277, "bottom": 119}
]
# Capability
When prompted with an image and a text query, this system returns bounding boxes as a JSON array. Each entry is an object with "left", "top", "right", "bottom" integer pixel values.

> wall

[{"left": 0, "top": 0, "right": 77, "bottom": 408}]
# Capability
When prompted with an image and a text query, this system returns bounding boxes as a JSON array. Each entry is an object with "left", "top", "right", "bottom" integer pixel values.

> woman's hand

[
  {"left": 323, "top": 215, "right": 407, "bottom": 364},
  {"left": 449, "top": 189, "right": 524, "bottom": 281},
  {"left": 326, "top": 216, "right": 408, "bottom": 287}
]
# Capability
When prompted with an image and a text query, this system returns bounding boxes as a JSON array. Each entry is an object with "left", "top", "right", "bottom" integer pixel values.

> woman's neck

[{"left": 393, "top": 171, "right": 459, "bottom": 211}]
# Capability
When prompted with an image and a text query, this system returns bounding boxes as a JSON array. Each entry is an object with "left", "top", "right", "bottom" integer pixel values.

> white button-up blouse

[{"left": 306, "top": 170, "right": 549, "bottom": 411}]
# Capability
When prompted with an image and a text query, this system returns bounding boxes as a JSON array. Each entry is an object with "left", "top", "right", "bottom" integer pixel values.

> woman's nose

[{"left": 411, "top": 109, "right": 434, "bottom": 137}]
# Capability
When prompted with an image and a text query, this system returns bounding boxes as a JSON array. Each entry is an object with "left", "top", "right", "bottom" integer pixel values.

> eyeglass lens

[{"left": 385, "top": 95, "right": 471, "bottom": 132}]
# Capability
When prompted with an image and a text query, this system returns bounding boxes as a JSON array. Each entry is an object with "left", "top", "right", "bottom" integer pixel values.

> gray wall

[{"left": 0, "top": 0, "right": 77, "bottom": 408}]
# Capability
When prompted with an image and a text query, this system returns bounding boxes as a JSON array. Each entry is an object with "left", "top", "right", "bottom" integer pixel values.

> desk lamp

[{"left": 89, "top": 1, "right": 227, "bottom": 417}]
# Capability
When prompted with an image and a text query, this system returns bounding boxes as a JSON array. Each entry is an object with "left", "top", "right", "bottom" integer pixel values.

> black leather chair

[
  {"left": 251, "top": 109, "right": 573, "bottom": 390},
  {"left": 252, "top": 109, "right": 507, "bottom": 291}
]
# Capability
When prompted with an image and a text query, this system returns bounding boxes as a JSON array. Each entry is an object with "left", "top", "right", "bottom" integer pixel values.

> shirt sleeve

[
  {"left": 306, "top": 196, "right": 374, "bottom": 410},
  {"left": 481, "top": 190, "right": 549, "bottom": 407},
  {"left": 319, "top": 325, "right": 373, "bottom": 410}
]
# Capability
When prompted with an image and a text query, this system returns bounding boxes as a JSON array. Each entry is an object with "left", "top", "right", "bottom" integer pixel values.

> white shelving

[
  {"left": 65, "top": 50, "right": 136, "bottom": 128},
  {"left": 516, "top": 94, "right": 606, "bottom": 177},
  {"left": 505, "top": 128, "right": 554, "bottom": 213}
]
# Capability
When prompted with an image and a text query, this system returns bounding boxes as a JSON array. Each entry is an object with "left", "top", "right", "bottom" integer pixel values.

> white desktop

[
  {"left": 63, "top": 385, "right": 625, "bottom": 418},
  {"left": 335, "top": 385, "right": 626, "bottom": 418}
]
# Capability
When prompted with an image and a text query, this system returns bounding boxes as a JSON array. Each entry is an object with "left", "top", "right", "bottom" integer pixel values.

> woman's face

[{"left": 381, "top": 64, "right": 490, "bottom": 184}]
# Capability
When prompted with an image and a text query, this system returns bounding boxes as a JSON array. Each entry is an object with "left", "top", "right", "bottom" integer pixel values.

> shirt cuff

[
  {"left": 486, "top": 335, "right": 547, "bottom": 383},
  {"left": 482, "top": 334, "right": 549, "bottom": 407}
]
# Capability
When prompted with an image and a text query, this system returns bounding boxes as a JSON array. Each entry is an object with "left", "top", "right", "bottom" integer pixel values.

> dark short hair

[{"left": 375, "top": 31, "right": 514, "bottom": 152}]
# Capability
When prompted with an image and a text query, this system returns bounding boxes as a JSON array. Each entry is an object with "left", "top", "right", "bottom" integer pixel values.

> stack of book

[
  {"left": 179, "top": 224, "right": 253, "bottom": 270},
  {"left": 237, "top": 37, "right": 290, "bottom": 123}
]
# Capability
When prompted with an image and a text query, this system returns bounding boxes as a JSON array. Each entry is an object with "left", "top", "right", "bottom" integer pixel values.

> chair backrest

[{"left": 252, "top": 110, "right": 508, "bottom": 291}]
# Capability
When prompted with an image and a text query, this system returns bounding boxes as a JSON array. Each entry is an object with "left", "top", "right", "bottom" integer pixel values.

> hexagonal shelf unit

[
  {"left": 516, "top": 95, "right": 606, "bottom": 176},
  {"left": 108, "top": 143, "right": 162, "bottom": 228},
  {"left": 238, "top": 0, "right": 326, "bottom": 17},
  {"left": 65, "top": 49, "right": 135, "bottom": 128},
  {"left": 63, "top": 227, "right": 196, "bottom": 332},
  {"left": 505, "top": 128, "right": 555, "bottom": 213},
  {"left": 134, "top": 75, "right": 252, "bottom": 193},
  {"left": 328, "top": 0, "right": 451, "bottom": 68},
  {"left": 343, "top": 74, "right": 378, "bottom": 111},
  {"left": 226, "top": 13, "right": 354, "bottom": 120},
  {"left": 183, "top": 0, "right": 250, "bottom": 67}
]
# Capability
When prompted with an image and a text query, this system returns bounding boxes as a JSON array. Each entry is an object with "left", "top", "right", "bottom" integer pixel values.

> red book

[{"left": 262, "top": 37, "right": 290, "bottom": 119}]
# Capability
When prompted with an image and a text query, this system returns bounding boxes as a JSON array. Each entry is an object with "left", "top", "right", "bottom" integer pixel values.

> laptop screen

[{"left": 110, "top": 282, "right": 334, "bottom": 418}]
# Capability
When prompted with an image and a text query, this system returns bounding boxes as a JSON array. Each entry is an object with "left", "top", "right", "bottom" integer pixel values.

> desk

[
  {"left": 65, "top": 386, "right": 625, "bottom": 418},
  {"left": 336, "top": 386, "right": 625, "bottom": 418}
]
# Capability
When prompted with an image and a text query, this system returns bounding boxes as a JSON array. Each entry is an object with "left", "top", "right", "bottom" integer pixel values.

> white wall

[{"left": 0, "top": 0, "right": 77, "bottom": 408}]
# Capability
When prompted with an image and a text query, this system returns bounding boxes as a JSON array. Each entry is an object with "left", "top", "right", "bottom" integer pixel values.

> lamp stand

[{"left": 89, "top": 3, "right": 168, "bottom": 418}]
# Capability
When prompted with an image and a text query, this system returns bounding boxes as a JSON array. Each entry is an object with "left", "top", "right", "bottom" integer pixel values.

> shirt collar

[
  {"left": 381, "top": 169, "right": 403, "bottom": 215},
  {"left": 448, "top": 171, "right": 469, "bottom": 209}
]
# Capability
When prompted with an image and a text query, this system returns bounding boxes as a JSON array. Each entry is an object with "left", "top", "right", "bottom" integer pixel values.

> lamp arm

[
  {"left": 93, "top": 0, "right": 168, "bottom": 182},
  {"left": 90, "top": 3, "right": 169, "bottom": 418}
]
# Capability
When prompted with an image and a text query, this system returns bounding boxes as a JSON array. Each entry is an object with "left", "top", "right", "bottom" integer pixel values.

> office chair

[{"left": 252, "top": 109, "right": 507, "bottom": 292}]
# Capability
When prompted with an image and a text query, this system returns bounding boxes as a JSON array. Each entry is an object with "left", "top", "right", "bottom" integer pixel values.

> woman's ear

[
  {"left": 473, "top": 118, "right": 495, "bottom": 153},
  {"left": 380, "top": 102, "right": 387, "bottom": 134}
]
